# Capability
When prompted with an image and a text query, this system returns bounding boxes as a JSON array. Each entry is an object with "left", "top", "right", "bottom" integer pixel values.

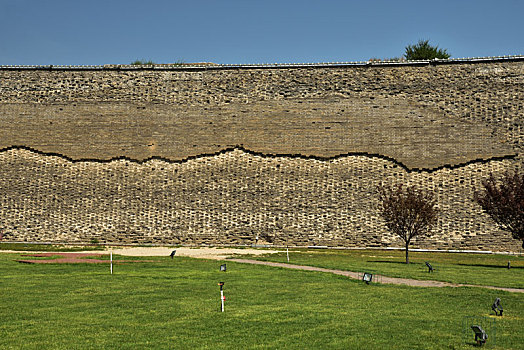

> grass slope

[{"left": 0, "top": 252, "right": 522, "bottom": 349}]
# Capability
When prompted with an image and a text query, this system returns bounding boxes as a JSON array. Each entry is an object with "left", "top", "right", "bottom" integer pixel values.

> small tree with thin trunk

[
  {"left": 474, "top": 170, "right": 524, "bottom": 249},
  {"left": 378, "top": 184, "right": 438, "bottom": 263}
]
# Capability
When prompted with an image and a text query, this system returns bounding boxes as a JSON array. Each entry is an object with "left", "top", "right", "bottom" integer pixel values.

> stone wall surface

[{"left": 0, "top": 61, "right": 523, "bottom": 250}]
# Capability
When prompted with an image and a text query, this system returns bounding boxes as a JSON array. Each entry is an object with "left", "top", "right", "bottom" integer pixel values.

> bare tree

[
  {"left": 378, "top": 184, "right": 438, "bottom": 263},
  {"left": 474, "top": 170, "right": 524, "bottom": 249}
]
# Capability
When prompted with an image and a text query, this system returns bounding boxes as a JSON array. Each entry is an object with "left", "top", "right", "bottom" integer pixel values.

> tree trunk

[{"left": 405, "top": 241, "right": 410, "bottom": 264}]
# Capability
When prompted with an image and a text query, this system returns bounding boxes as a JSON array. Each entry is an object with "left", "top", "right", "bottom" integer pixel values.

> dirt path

[
  {"left": 229, "top": 259, "right": 524, "bottom": 294},
  {"left": 105, "top": 247, "right": 281, "bottom": 260}
]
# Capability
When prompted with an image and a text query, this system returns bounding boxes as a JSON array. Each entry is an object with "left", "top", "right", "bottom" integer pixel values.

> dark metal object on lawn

[
  {"left": 425, "top": 261, "right": 434, "bottom": 272},
  {"left": 471, "top": 325, "right": 488, "bottom": 345},
  {"left": 362, "top": 272, "right": 373, "bottom": 284},
  {"left": 492, "top": 298, "right": 503, "bottom": 316},
  {"left": 507, "top": 261, "right": 510, "bottom": 269},
  {"left": 220, "top": 263, "right": 226, "bottom": 272},
  {"left": 170, "top": 250, "right": 176, "bottom": 259},
  {"left": 462, "top": 316, "right": 496, "bottom": 347}
]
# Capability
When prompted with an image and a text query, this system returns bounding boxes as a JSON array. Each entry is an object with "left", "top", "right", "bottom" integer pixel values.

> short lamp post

[
  {"left": 285, "top": 233, "right": 290, "bottom": 262},
  {"left": 218, "top": 282, "right": 225, "bottom": 312}
]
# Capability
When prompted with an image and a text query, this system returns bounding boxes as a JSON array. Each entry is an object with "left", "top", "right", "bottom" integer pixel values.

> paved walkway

[{"left": 230, "top": 259, "right": 524, "bottom": 294}]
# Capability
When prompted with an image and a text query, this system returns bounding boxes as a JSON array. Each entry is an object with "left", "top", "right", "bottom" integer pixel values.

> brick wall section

[
  {"left": 0, "top": 61, "right": 523, "bottom": 250},
  {"left": 1, "top": 61, "right": 522, "bottom": 164},
  {"left": 0, "top": 148, "right": 521, "bottom": 251}
]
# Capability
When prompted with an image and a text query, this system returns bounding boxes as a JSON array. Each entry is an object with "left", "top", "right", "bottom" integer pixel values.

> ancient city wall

[{"left": 0, "top": 59, "right": 523, "bottom": 251}]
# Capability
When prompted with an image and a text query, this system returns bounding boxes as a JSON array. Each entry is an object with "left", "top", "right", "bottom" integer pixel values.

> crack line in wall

[{"left": 0, "top": 145, "right": 517, "bottom": 174}]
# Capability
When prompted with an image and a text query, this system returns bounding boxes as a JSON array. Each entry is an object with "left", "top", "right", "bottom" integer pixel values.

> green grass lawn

[
  {"left": 1, "top": 252, "right": 523, "bottom": 349},
  {"left": 241, "top": 249, "right": 524, "bottom": 289}
]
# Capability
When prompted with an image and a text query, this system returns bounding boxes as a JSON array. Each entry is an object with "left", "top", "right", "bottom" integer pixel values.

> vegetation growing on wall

[
  {"left": 130, "top": 59, "right": 156, "bottom": 65},
  {"left": 404, "top": 39, "right": 450, "bottom": 60},
  {"left": 130, "top": 59, "right": 185, "bottom": 65}
]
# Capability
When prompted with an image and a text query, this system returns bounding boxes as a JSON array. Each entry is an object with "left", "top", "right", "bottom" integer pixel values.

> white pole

[
  {"left": 287, "top": 246, "right": 289, "bottom": 262},
  {"left": 110, "top": 251, "right": 113, "bottom": 275},
  {"left": 220, "top": 289, "right": 224, "bottom": 312}
]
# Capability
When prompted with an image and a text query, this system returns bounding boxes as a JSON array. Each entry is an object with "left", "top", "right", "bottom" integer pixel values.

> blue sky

[{"left": 1, "top": 0, "right": 523, "bottom": 65}]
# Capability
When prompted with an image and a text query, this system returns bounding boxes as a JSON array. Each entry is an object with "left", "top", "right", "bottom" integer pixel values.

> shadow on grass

[
  {"left": 457, "top": 263, "right": 524, "bottom": 269},
  {"left": 465, "top": 340, "right": 485, "bottom": 347},
  {"left": 368, "top": 260, "right": 524, "bottom": 269},
  {"left": 367, "top": 260, "right": 418, "bottom": 265}
]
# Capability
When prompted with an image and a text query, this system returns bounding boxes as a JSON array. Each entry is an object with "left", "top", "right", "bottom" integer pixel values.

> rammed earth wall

[{"left": 0, "top": 59, "right": 523, "bottom": 251}]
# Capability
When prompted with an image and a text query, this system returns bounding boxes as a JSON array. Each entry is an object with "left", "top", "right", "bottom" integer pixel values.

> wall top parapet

[{"left": 1, "top": 55, "right": 523, "bottom": 71}]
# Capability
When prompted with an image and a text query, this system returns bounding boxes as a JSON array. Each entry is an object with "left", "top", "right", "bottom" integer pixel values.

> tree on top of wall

[
  {"left": 404, "top": 39, "right": 450, "bottom": 60},
  {"left": 378, "top": 184, "right": 438, "bottom": 263},
  {"left": 474, "top": 170, "right": 524, "bottom": 249}
]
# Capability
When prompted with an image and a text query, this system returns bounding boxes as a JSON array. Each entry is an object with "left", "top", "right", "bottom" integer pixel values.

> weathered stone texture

[
  {"left": 0, "top": 61, "right": 523, "bottom": 250},
  {"left": 1, "top": 62, "right": 522, "bottom": 168},
  {"left": 0, "top": 98, "right": 514, "bottom": 170},
  {"left": 0, "top": 148, "right": 521, "bottom": 251}
]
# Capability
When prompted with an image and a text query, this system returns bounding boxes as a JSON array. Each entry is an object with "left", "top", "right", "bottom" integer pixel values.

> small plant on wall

[
  {"left": 377, "top": 184, "right": 438, "bottom": 263},
  {"left": 130, "top": 59, "right": 156, "bottom": 65},
  {"left": 130, "top": 59, "right": 185, "bottom": 66}
]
